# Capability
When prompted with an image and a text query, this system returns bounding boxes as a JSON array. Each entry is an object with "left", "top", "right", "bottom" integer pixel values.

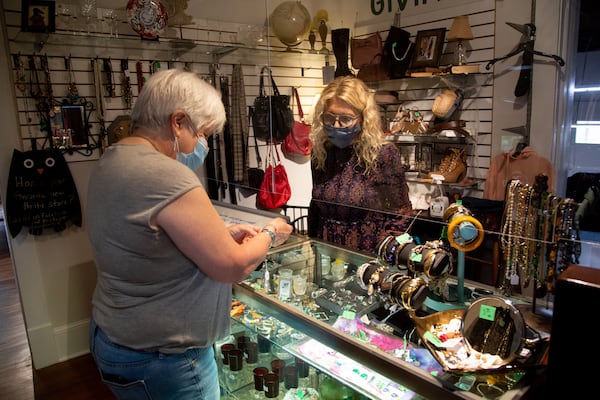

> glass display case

[{"left": 220, "top": 237, "right": 550, "bottom": 400}]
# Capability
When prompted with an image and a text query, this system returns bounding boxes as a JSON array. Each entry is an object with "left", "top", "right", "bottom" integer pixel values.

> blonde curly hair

[{"left": 310, "top": 76, "right": 384, "bottom": 174}]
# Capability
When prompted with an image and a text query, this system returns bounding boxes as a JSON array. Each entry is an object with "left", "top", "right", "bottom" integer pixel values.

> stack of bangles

[
  {"left": 392, "top": 275, "right": 429, "bottom": 310},
  {"left": 406, "top": 240, "right": 452, "bottom": 279},
  {"left": 356, "top": 262, "right": 429, "bottom": 310},
  {"left": 376, "top": 234, "right": 414, "bottom": 269},
  {"left": 422, "top": 240, "right": 452, "bottom": 279}
]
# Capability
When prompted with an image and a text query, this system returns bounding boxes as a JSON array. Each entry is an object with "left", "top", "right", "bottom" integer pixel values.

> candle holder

[
  {"left": 308, "top": 30, "right": 317, "bottom": 53},
  {"left": 318, "top": 19, "right": 329, "bottom": 54}
]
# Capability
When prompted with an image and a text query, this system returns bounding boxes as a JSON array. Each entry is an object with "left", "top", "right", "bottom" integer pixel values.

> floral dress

[{"left": 308, "top": 143, "right": 415, "bottom": 254}]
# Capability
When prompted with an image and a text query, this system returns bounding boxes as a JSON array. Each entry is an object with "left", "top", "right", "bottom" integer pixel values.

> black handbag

[
  {"left": 384, "top": 26, "right": 415, "bottom": 79},
  {"left": 239, "top": 113, "right": 265, "bottom": 198},
  {"left": 247, "top": 133, "right": 265, "bottom": 190},
  {"left": 251, "top": 66, "right": 294, "bottom": 142}
]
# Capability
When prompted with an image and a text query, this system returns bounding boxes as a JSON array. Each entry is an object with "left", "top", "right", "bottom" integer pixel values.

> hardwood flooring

[
  {"left": 0, "top": 253, "right": 34, "bottom": 399},
  {"left": 0, "top": 234, "right": 114, "bottom": 399}
]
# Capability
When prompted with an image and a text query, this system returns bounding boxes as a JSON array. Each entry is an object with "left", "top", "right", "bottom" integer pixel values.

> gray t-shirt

[{"left": 87, "top": 143, "right": 231, "bottom": 353}]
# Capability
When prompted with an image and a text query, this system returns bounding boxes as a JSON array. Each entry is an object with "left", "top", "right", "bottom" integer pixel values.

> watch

[{"left": 261, "top": 227, "right": 276, "bottom": 248}]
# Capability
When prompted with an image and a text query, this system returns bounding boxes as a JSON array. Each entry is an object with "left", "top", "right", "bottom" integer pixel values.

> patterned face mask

[{"left": 324, "top": 124, "right": 361, "bottom": 148}]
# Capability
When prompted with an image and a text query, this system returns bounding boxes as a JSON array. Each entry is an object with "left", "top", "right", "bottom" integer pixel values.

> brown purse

[{"left": 351, "top": 31, "right": 384, "bottom": 69}]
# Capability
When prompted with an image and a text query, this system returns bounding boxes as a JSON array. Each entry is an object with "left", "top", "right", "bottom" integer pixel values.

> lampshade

[{"left": 447, "top": 16, "right": 474, "bottom": 41}]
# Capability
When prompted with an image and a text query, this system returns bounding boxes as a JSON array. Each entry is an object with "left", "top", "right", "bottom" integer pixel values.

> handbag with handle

[
  {"left": 257, "top": 140, "right": 292, "bottom": 210},
  {"left": 384, "top": 26, "right": 415, "bottom": 79},
  {"left": 239, "top": 112, "right": 265, "bottom": 198},
  {"left": 352, "top": 31, "right": 390, "bottom": 82},
  {"left": 247, "top": 132, "right": 265, "bottom": 190},
  {"left": 351, "top": 31, "right": 384, "bottom": 69},
  {"left": 282, "top": 87, "right": 313, "bottom": 161},
  {"left": 251, "top": 66, "right": 294, "bottom": 142}
]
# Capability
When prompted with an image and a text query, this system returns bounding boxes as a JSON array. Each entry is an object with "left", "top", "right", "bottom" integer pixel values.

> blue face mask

[
  {"left": 324, "top": 124, "right": 361, "bottom": 149},
  {"left": 176, "top": 136, "right": 209, "bottom": 171}
]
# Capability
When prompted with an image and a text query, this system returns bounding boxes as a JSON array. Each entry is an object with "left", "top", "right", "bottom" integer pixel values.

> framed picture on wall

[
  {"left": 21, "top": 0, "right": 56, "bottom": 33},
  {"left": 410, "top": 28, "right": 446, "bottom": 69}
]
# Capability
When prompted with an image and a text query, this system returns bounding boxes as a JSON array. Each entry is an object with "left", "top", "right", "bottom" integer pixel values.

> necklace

[{"left": 501, "top": 180, "right": 520, "bottom": 294}]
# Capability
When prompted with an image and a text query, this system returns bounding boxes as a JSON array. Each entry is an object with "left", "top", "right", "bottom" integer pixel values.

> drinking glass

[{"left": 292, "top": 275, "right": 308, "bottom": 298}]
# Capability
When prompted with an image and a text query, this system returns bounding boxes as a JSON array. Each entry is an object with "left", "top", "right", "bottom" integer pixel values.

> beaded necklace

[
  {"left": 545, "top": 196, "right": 561, "bottom": 293},
  {"left": 501, "top": 180, "right": 521, "bottom": 293},
  {"left": 532, "top": 191, "right": 549, "bottom": 295},
  {"left": 518, "top": 184, "right": 534, "bottom": 287}
]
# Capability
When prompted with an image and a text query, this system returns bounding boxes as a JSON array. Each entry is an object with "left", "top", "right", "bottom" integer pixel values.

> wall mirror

[{"left": 48, "top": 97, "right": 95, "bottom": 154}]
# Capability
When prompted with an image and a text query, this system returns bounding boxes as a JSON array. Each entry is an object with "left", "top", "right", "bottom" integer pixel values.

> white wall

[{"left": 0, "top": 0, "right": 570, "bottom": 369}]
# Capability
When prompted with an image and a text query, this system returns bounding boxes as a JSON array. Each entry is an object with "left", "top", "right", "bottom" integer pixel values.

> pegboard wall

[{"left": 3, "top": 0, "right": 497, "bottom": 200}]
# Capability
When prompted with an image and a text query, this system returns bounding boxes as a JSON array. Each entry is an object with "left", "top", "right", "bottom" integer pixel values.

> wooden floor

[{"left": 0, "top": 225, "right": 114, "bottom": 399}]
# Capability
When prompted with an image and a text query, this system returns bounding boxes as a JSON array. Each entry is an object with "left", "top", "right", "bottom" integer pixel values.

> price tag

[
  {"left": 424, "top": 331, "right": 443, "bottom": 348},
  {"left": 395, "top": 233, "right": 412, "bottom": 243},
  {"left": 510, "top": 273, "right": 520, "bottom": 285},
  {"left": 410, "top": 252, "right": 422, "bottom": 262},
  {"left": 479, "top": 304, "right": 496, "bottom": 321}
]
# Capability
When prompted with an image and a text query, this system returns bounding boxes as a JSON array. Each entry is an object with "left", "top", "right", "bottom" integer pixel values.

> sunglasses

[{"left": 322, "top": 112, "right": 359, "bottom": 127}]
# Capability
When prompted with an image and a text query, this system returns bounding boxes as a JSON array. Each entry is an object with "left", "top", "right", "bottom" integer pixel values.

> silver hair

[{"left": 130, "top": 69, "right": 226, "bottom": 136}]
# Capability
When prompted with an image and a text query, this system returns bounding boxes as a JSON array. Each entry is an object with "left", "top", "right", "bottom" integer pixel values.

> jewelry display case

[{"left": 221, "top": 236, "right": 550, "bottom": 400}]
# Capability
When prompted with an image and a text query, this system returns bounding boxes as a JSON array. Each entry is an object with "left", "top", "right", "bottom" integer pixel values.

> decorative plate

[{"left": 126, "top": 0, "right": 168, "bottom": 39}]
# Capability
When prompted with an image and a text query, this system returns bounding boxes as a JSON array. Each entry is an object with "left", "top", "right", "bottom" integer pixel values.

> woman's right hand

[{"left": 265, "top": 217, "right": 293, "bottom": 247}]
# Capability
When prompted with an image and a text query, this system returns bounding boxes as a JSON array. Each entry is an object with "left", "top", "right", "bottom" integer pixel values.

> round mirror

[{"left": 462, "top": 295, "right": 525, "bottom": 365}]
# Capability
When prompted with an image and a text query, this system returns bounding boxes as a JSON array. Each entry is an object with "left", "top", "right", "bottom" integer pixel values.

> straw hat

[{"left": 432, "top": 89, "right": 463, "bottom": 120}]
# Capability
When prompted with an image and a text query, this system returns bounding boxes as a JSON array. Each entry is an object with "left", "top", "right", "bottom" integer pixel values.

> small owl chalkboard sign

[{"left": 6, "top": 148, "right": 82, "bottom": 237}]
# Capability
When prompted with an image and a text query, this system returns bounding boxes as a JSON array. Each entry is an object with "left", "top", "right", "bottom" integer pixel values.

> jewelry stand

[
  {"left": 424, "top": 202, "right": 484, "bottom": 312},
  {"left": 423, "top": 250, "right": 473, "bottom": 312}
]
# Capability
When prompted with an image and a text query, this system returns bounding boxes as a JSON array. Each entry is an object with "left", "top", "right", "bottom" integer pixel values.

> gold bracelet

[
  {"left": 407, "top": 245, "right": 424, "bottom": 274},
  {"left": 423, "top": 248, "right": 446, "bottom": 279},
  {"left": 368, "top": 266, "right": 385, "bottom": 296},
  {"left": 391, "top": 275, "right": 411, "bottom": 304},
  {"left": 380, "top": 271, "right": 402, "bottom": 292},
  {"left": 401, "top": 277, "right": 426, "bottom": 310}
]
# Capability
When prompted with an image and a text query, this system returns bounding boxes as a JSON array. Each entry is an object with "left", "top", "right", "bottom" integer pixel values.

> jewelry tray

[{"left": 314, "top": 283, "right": 382, "bottom": 317}]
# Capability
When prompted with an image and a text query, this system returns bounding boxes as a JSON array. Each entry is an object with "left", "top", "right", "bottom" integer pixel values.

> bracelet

[
  {"left": 261, "top": 227, "right": 276, "bottom": 248},
  {"left": 407, "top": 245, "right": 424, "bottom": 274},
  {"left": 424, "top": 248, "right": 447, "bottom": 279},
  {"left": 401, "top": 277, "right": 426, "bottom": 310}
]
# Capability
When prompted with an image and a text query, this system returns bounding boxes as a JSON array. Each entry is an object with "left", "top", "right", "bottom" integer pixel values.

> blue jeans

[{"left": 89, "top": 319, "right": 220, "bottom": 400}]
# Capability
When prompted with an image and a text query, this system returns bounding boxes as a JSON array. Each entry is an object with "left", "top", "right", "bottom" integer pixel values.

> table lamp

[{"left": 447, "top": 15, "right": 474, "bottom": 66}]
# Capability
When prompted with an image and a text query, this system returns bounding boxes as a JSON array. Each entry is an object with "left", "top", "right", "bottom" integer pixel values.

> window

[{"left": 573, "top": 87, "right": 600, "bottom": 144}]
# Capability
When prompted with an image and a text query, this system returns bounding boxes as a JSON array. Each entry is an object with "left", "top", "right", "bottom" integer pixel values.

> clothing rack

[{"left": 484, "top": 0, "right": 565, "bottom": 148}]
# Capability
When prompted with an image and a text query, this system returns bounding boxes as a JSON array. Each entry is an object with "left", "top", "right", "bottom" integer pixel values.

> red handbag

[
  {"left": 282, "top": 87, "right": 313, "bottom": 160},
  {"left": 257, "top": 140, "right": 292, "bottom": 209}
]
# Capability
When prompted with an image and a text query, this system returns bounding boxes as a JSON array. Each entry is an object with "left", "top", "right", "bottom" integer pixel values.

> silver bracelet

[{"left": 261, "top": 227, "right": 276, "bottom": 248}]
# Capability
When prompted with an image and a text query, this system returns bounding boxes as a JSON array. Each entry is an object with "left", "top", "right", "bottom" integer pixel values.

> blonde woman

[{"left": 308, "top": 76, "right": 414, "bottom": 253}]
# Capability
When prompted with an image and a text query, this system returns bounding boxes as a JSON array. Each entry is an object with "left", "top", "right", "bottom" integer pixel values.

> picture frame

[
  {"left": 410, "top": 28, "right": 446, "bottom": 69},
  {"left": 21, "top": 0, "right": 56, "bottom": 33}
]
